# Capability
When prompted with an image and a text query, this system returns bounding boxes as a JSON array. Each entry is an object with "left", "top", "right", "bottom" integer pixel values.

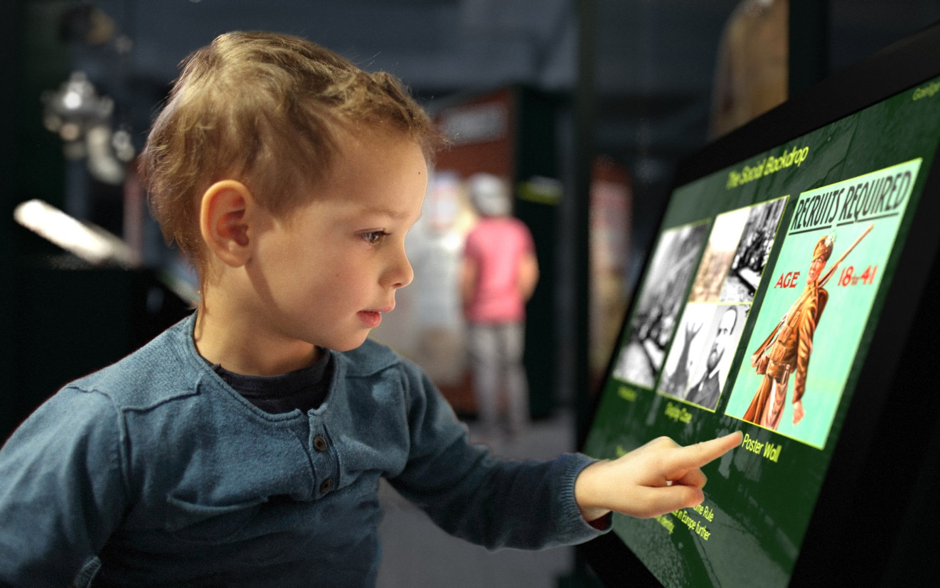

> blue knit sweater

[{"left": 0, "top": 313, "right": 606, "bottom": 587}]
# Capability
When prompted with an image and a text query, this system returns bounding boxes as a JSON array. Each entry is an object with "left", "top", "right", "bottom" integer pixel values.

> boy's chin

[{"left": 328, "top": 334, "right": 372, "bottom": 353}]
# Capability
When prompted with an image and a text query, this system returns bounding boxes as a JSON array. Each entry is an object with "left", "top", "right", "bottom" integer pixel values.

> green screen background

[{"left": 583, "top": 77, "right": 940, "bottom": 587}]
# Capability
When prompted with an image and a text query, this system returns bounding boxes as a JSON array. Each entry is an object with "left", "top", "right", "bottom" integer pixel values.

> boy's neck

[{"left": 193, "top": 298, "right": 321, "bottom": 377}]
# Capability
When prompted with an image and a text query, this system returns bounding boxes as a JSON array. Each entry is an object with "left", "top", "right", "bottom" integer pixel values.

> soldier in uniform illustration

[{"left": 743, "top": 235, "right": 833, "bottom": 429}]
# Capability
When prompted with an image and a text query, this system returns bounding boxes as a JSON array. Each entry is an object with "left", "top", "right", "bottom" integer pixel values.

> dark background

[{"left": 5, "top": 0, "right": 938, "bottom": 438}]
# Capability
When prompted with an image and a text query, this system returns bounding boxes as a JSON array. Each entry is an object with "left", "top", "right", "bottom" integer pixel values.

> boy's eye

[{"left": 362, "top": 231, "right": 388, "bottom": 244}]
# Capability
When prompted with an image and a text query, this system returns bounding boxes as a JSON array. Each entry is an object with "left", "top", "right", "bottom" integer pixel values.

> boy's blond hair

[{"left": 140, "top": 31, "right": 441, "bottom": 278}]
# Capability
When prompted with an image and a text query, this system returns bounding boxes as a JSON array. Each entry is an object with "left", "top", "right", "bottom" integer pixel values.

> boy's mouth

[
  {"left": 358, "top": 305, "right": 393, "bottom": 328},
  {"left": 358, "top": 311, "right": 382, "bottom": 327}
]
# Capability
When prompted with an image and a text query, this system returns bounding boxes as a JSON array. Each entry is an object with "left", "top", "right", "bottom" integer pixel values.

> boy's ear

[{"left": 199, "top": 180, "right": 257, "bottom": 267}]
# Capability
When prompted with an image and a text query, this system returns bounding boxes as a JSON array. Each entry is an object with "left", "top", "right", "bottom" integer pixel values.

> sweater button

[
  {"left": 313, "top": 435, "right": 328, "bottom": 452},
  {"left": 320, "top": 478, "right": 333, "bottom": 494}
]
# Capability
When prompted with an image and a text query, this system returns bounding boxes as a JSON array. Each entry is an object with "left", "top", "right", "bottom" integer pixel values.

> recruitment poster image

[
  {"left": 583, "top": 74, "right": 940, "bottom": 588},
  {"left": 725, "top": 160, "right": 920, "bottom": 447}
]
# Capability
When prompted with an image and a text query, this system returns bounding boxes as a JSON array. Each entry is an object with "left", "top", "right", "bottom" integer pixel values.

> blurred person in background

[{"left": 462, "top": 173, "right": 539, "bottom": 443}]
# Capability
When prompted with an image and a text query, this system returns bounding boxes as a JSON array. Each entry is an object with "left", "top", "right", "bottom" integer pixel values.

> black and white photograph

[
  {"left": 656, "top": 303, "right": 714, "bottom": 400},
  {"left": 688, "top": 207, "right": 750, "bottom": 303},
  {"left": 657, "top": 303, "right": 748, "bottom": 411},
  {"left": 719, "top": 197, "right": 788, "bottom": 303},
  {"left": 612, "top": 222, "right": 710, "bottom": 388}
]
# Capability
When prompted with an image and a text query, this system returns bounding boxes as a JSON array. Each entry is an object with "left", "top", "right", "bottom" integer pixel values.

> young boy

[{"left": 0, "top": 31, "right": 741, "bottom": 587}]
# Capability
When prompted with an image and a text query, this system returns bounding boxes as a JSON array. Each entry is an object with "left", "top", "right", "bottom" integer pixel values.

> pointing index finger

[{"left": 673, "top": 431, "right": 743, "bottom": 471}]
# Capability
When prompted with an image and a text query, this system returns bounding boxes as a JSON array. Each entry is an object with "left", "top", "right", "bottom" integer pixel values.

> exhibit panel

[{"left": 582, "top": 22, "right": 940, "bottom": 588}]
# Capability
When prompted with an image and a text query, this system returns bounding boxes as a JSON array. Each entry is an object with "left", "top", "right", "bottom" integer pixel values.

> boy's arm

[
  {"left": 574, "top": 432, "right": 742, "bottom": 522},
  {"left": 389, "top": 361, "right": 740, "bottom": 549},
  {"left": 389, "top": 366, "right": 604, "bottom": 551},
  {"left": 0, "top": 387, "right": 127, "bottom": 586}
]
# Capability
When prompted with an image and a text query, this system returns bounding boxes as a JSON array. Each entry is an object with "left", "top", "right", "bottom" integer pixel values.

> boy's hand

[{"left": 575, "top": 431, "right": 742, "bottom": 522}]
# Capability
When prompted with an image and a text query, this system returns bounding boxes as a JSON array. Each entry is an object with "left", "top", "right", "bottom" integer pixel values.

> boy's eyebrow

[{"left": 359, "top": 206, "right": 418, "bottom": 221}]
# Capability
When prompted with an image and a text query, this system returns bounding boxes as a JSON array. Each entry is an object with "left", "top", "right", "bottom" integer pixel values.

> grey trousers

[{"left": 467, "top": 322, "right": 530, "bottom": 436}]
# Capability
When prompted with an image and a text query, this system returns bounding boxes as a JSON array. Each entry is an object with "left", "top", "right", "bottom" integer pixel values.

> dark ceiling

[{"left": 50, "top": 0, "right": 940, "bottom": 180}]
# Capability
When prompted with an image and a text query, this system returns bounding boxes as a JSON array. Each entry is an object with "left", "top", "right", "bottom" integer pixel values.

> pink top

[{"left": 463, "top": 217, "right": 535, "bottom": 323}]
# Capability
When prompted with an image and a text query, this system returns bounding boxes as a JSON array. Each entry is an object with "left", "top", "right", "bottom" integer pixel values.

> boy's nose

[
  {"left": 386, "top": 248, "right": 414, "bottom": 289},
  {"left": 395, "top": 258, "right": 414, "bottom": 289}
]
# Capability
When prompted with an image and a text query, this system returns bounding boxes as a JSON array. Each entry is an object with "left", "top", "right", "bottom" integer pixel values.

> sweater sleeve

[
  {"left": 387, "top": 364, "right": 608, "bottom": 550},
  {"left": 0, "top": 387, "right": 128, "bottom": 587}
]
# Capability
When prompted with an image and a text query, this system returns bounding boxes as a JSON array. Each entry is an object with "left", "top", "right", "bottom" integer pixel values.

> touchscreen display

[{"left": 583, "top": 74, "right": 940, "bottom": 587}]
